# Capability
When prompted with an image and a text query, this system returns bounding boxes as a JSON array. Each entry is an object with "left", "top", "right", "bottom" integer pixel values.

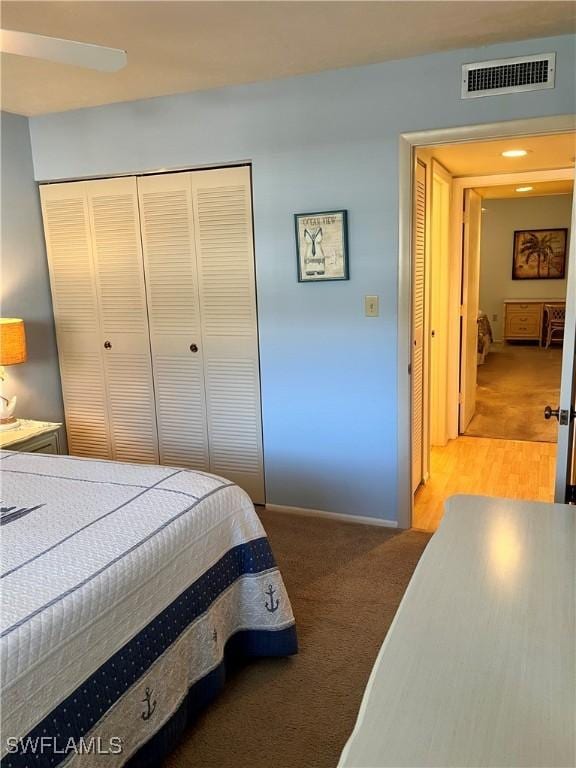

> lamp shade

[{"left": 0, "top": 318, "right": 27, "bottom": 365}]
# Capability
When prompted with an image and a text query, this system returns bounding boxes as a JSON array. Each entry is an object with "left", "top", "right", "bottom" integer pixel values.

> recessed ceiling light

[
  {"left": 516, "top": 186, "right": 533, "bottom": 193},
  {"left": 502, "top": 149, "right": 528, "bottom": 158}
]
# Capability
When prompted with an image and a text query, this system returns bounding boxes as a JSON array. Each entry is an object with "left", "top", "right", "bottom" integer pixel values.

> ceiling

[
  {"left": 430, "top": 132, "right": 576, "bottom": 177},
  {"left": 1, "top": 1, "right": 575, "bottom": 116},
  {"left": 478, "top": 179, "right": 574, "bottom": 199}
]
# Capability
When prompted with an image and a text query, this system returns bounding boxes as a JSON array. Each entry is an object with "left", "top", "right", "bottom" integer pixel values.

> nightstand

[{"left": 0, "top": 419, "right": 63, "bottom": 454}]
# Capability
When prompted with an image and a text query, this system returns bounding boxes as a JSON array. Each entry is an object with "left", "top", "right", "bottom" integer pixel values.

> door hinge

[
  {"left": 458, "top": 392, "right": 463, "bottom": 404},
  {"left": 459, "top": 304, "right": 465, "bottom": 317},
  {"left": 566, "top": 485, "right": 576, "bottom": 505}
]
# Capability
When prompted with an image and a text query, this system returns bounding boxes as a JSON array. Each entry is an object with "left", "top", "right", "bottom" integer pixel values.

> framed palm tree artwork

[{"left": 512, "top": 228, "right": 568, "bottom": 280}]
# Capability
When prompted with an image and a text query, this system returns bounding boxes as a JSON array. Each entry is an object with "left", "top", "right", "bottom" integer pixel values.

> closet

[{"left": 40, "top": 166, "right": 264, "bottom": 503}]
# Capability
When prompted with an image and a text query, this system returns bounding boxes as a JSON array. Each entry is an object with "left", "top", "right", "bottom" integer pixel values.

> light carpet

[
  {"left": 164, "top": 508, "right": 431, "bottom": 768},
  {"left": 464, "top": 343, "right": 562, "bottom": 443}
]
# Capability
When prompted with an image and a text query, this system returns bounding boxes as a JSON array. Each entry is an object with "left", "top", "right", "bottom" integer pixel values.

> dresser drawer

[
  {"left": 505, "top": 304, "right": 541, "bottom": 318},
  {"left": 506, "top": 302, "right": 539, "bottom": 312},
  {"left": 505, "top": 315, "right": 541, "bottom": 338},
  {"left": 504, "top": 302, "right": 543, "bottom": 340},
  {"left": 24, "top": 434, "right": 60, "bottom": 454}
]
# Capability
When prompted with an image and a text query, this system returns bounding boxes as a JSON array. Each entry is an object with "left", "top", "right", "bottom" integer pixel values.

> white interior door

[
  {"left": 191, "top": 166, "right": 265, "bottom": 503},
  {"left": 137, "top": 172, "right": 210, "bottom": 470},
  {"left": 429, "top": 160, "right": 452, "bottom": 447},
  {"left": 554, "top": 188, "right": 576, "bottom": 502},
  {"left": 40, "top": 182, "right": 112, "bottom": 458},
  {"left": 86, "top": 177, "right": 159, "bottom": 464},
  {"left": 459, "top": 189, "right": 482, "bottom": 433},
  {"left": 412, "top": 159, "right": 426, "bottom": 493}
]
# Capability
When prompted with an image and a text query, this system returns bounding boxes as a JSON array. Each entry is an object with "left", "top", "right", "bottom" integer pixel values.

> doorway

[{"left": 398, "top": 118, "right": 576, "bottom": 531}]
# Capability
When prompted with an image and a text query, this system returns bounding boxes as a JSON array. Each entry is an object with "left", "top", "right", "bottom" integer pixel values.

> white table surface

[{"left": 339, "top": 494, "right": 575, "bottom": 768}]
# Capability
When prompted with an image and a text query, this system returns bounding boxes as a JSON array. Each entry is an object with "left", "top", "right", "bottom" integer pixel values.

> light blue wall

[
  {"left": 29, "top": 35, "right": 576, "bottom": 522},
  {"left": 1, "top": 112, "right": 65, "bottom": 434}
]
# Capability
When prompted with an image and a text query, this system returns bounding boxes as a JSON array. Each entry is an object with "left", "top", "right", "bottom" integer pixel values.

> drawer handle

[
  {"left": 104, "top": 341, "right": 112, "bottom": 350},
  {"left": 190, "top": 344, "right": 199, "bottom": 353}
]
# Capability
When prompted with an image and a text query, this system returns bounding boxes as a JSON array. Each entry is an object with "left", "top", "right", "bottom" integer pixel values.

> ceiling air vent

[{"left": 461, "top": 53, "right": 556, "bottom": 99}]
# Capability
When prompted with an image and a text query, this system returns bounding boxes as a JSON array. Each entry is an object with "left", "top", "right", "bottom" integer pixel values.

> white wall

[
  {"left": 0, "top": 112, "right": 65, "bottom": 435},
  {"left": 28, "top": 34, "right": 576, "bottom": 523},
  {"left": 479, "top": 194, "right": 572, "bottom": 339}
]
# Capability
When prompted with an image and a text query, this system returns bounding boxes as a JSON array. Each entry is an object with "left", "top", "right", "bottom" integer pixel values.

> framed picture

[
  {"left": 512, "top": 228, "right": 568, "bottom": 280},
  {"left": 295, "top": 210, "right": 349, "bottom": 282}
]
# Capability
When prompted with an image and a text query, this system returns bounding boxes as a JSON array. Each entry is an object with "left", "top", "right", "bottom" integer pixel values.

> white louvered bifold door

[
  {"left": 85, "top": 177, "right": 159, "bottom": 464},
  {"left": 412, "top": 160, "right": 426, "bottom": 493},
  {"left": 191, "top": 167, "right": 265, "bottom": 503},
  {"left": 137, "top": 172, "right": 210, "bottom": 470},
  {"left": 40, "top": 182, "right": 112, "bottom": 458}
]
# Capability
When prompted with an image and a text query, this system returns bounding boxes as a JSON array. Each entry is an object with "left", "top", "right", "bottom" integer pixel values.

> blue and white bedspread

[{"left": 0, "top": 451, "right": 297, "bottom": 767}]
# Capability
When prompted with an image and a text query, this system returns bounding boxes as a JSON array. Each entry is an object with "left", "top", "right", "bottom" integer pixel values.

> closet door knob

[
  {"left": 190, "top": 344, "right": 199, "bottom": 353},
  {"left": 104, "top": 341, "right": 112, "bottom": 350}
]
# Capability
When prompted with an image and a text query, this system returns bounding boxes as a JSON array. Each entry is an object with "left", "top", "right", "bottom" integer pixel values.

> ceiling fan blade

[{"left": 0, "top": 29, "right": 127, "bottom": 72}]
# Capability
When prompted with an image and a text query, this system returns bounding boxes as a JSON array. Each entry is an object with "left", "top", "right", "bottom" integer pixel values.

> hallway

[{"left": 413, "top": 436, "right": 557, "bottom": 532}]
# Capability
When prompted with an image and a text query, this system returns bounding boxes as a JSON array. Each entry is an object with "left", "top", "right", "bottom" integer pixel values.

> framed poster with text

[{"left": 295, "top": 210, "right": 349, "bottom": 282}]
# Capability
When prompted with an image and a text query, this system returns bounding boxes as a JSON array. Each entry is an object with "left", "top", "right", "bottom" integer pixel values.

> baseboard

[{"left": 264, "top": 503, "right": 398, "bottom": 529}]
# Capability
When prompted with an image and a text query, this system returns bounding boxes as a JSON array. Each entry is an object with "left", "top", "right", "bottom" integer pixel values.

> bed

[
  {"left": 0, "top": 451, "right": 297, "bottom": 767},
  {"left": 477, "top": 310, "right": 493, "bottom": 365}
]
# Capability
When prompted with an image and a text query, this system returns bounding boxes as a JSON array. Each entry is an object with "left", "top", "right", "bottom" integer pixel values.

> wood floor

[{"left": 413, "top": 436, "right": 557, "bottom": 532}]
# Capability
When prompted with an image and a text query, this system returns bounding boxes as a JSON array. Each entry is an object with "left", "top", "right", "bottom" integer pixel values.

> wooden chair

[{"left": 543, "top": 303, "right": 565, "bottom": 349}]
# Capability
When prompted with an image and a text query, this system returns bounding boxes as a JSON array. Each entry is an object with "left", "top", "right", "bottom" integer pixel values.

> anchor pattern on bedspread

[
  {"left": 264, "top": 584, "right": 279, "bottom": 613},
  {"left": 141, "top": 687, "right": 157, "bottom": 721}
]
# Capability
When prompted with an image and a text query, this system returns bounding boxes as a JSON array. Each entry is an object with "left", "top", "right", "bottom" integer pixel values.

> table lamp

[{"left": 0, "top": 318, "right": 27, "bottom": 431}]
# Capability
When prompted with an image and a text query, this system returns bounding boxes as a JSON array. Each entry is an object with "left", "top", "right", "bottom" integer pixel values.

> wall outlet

[
  {"left": 492, "top": 313, "right": 498, "bottom": 322},
  {"left": 365, "top": 295, "right": 379, "bottom": 317}
]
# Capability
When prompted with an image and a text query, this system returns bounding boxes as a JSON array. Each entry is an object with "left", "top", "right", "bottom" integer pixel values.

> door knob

[
  {"left": 190, "top": 344, "right": 198, "bottom": 353},
  {"left": 544, "top": 405, "right": 559, "bottom": 421},
  {"left": 104, "top": 341, "right": 112, "bottom": 350}
]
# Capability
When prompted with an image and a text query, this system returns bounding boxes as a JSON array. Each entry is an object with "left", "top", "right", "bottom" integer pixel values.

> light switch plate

[{"left": 365, "top": 295, "right": 379, "bottom": 317}]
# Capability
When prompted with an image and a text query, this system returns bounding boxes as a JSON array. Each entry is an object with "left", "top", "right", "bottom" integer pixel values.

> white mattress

[{"left": 0, "top": 451, "right": 296, "bottom": 765}]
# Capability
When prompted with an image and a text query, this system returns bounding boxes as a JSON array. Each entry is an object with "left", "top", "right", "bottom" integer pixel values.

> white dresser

[
  {"left": 503, "top": 299, "right": 566, "bottom": 342},
  {"left": 339, "top": 495, "right": 575, "bottom": 768}
]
